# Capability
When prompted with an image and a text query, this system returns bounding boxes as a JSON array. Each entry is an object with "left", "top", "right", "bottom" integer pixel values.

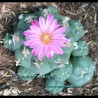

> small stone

[
  {"left": 0, "top": 91, "right": 3, "bottom": 95},
  {"left": 67, "top": 88, "right": 73, "bottom": 94},
  {"left": 3, "top": 89, "right": 11, "bottom": 96},
  {"left": 10, "top": 87, "right": 21, "bottom": 96}
]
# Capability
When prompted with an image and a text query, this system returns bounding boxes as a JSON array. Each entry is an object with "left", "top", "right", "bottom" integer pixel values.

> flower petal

[
  {"left": 49, "top": 43, "right": 64, "bottom": 54},
  {"left": 23, "top": 30, "right": 33, "bottom": 36},
  {"left": 39, "top": 16, "right": 46, "bottom": 33},
  {"left": 38, "top": 45, "right": 45, "bottom": 60},
  {"left": 32, "top": 49, "right": 38, "bottom": 56},
  {"left": 28, "top": 39, "right": 40, "bottom": 44},
  {"left": 45, "top": 46, "right": 50, "bottom": 58},
  {"left": 28, "top": 34, "right": 39, "bottom": 39},
  {"left": 46, "top": 14, "right": 53, "bottom": 31},
  {"left": 30, "top": 25, "right": 42, "bottom": 34},
  {"left": 23, "top": 40, "right": 32, "bottom": 46},
  {"left": 48, "top": 19, "right": 58, "bottom": 33},
  {"left": 52, "top": 27, "right": 66, "bottom": 35},
  {"left": 64, "top": 38, "right": 69, "bottom": 43},
  {"left": 32, "top": 20, "right": 39, "bottom": 27},
  {"left": 53, "top": 33, "right": 66, "bottom": 37},
  {"left": 29, "top": 41, "right": 41, "bottom": 48},
  {"left": 45, "top": 46, "right": 54, "bottom": 59},
  {"left": 53, "top": 24, "right": 61, "bottom": 32},
  {"left": 49, "top": 50, "right": 54, "bottom": 58},
  {"left": 53, "top": 40, "right": 65, "bottom": 47},
  {"left": 54, "top": 37, "right": 69, "bottom": 43},
  {"left": 54, "top": 36, "right": 66, "bottom": 40}
]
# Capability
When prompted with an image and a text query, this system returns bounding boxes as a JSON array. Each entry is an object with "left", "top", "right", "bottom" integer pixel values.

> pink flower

[{"left": 23, "top": 14, "right": 69, "bottom": 60}]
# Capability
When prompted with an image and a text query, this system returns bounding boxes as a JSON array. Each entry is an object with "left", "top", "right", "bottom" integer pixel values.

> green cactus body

[
  {"left": 31, "top": 57, "right": 61, "bottom": 75},
  {"left": 41, "top": 6, "right": 59, "bottom": 18},
  {"left": 67, "top": 56, "right": 95, "bottom": 87},
  {"left": 68, "top": 20, "right": 85, "bottom": 41},
  {"left": 31, "top": 54, "right": 71, "bottom": 75},
  {"left": 63, "top": 38, "right": 74, "bottom": 54},
  {"left": 72, "top": 39, "right": 89, "bottom": 56},
  {"left": 15, "top": 46, "right": 33, "bottom": 69},
  {"left": 3, "top": 32, "right": 24, "bottom": 51},
  {"left": 17, "top": 14, "right": 34, "bottom": 30},
  {"left": 17, "top": 66, "right": 37, "bottom": 80},
  {"left": 55, "top": 37, "right": 74, "bottom": 65},
  {"left": 47, "top": 62, "right": 73, "bottom": 82},
  {"left": 45, "top": 78, "right": 64, "bottom": 94},
  {"left": 3, "top": 33, "right": 13, "bottom": 51},
  {"left": 11, "top": 29, "right": 25, "bottom": 51}
]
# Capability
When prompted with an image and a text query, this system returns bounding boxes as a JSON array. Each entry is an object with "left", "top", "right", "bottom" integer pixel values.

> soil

[{"left": 0, "top": 2, "right": 98, "bottom": 96}]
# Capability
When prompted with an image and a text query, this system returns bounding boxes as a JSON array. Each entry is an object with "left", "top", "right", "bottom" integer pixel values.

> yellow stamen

[{"left": 40, "top": 33, "right": 52, "bottom": 44}]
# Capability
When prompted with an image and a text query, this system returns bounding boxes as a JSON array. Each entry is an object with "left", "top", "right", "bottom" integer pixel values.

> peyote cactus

[{"left": 3, "top": 6, "right": 95, "bottom": 94}]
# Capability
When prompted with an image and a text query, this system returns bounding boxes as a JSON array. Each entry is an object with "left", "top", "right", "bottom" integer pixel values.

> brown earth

[{"left": 0, "top": 2, "right": 98, "bottom": 96}]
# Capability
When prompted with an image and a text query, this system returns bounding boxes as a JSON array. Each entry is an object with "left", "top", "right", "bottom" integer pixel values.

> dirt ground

[{"left": 0, "top": 2, "right": 98, "bottom": 96}]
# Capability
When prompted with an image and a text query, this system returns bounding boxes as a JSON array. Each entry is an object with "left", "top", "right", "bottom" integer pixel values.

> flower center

[{"left": 41, "top": 33, "right": 52, "bottom": 44}]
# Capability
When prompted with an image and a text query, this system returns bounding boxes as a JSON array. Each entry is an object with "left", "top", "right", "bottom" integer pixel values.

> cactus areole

[{"left": 3, "top": 6, "right": 95, "bottom": 94}]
